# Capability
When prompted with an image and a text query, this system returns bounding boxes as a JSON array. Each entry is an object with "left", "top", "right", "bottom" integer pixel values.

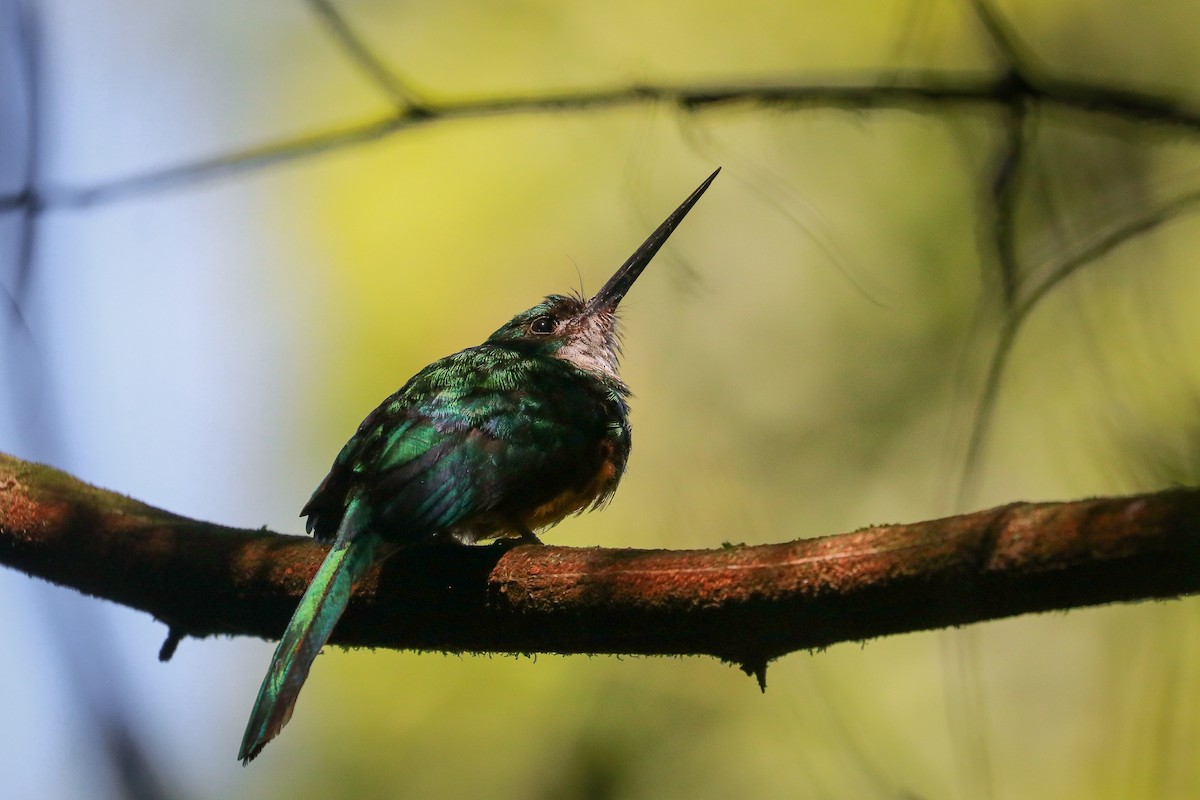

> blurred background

[{"left": 2, "top": 0, "right": 1199, "bottom": 797}]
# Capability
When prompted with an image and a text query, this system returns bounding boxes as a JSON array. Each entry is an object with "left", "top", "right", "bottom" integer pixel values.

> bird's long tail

[{"left": 238, "top": 507, "right": 381, "bottom": 764}]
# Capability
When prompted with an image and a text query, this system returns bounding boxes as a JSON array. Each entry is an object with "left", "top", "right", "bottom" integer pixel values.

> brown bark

[{"left": 1, "top": 451, "right": 1197, "bottom": 679}]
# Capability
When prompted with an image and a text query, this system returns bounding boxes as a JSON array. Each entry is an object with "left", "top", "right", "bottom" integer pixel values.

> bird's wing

[{"left": 302, "top": 347, "right": 623, "bottom": 543}]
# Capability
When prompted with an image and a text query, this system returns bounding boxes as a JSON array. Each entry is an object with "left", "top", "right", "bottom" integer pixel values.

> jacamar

[{"left": 238, "top": 168, "right": 719, "bottom": 763}]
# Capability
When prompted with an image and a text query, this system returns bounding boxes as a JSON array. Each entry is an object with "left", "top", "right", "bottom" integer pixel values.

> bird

[{"left": 238, "top": 168, "right": 719, "bottom": 763}]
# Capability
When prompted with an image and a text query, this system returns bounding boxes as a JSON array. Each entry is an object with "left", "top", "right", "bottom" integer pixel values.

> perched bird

[{"left": 238, "top": 168, "right": 719, "bottom": 763}]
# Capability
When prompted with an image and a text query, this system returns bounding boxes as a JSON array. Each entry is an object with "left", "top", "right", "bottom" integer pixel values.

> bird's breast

[{"left": 523, "top": 437, "right": 625, "bottom": 530}]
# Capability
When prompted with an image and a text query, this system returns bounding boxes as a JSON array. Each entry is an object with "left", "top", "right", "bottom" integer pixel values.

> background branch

[
  {"left": 3, "top": 450, "right": 1196, "bottom": 682},
  {"left": 0, "top": 69, "right": 1191, "bottom": 212}
]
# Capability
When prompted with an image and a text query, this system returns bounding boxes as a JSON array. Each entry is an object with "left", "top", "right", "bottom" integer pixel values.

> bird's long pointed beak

[{"left": 586, "top": 168, "right": 720, "bottom": 313}]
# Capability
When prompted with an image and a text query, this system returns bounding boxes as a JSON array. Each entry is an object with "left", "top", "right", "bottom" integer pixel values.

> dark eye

[{"left": 529, "top": 315, "right": 556, "bottom": 335}]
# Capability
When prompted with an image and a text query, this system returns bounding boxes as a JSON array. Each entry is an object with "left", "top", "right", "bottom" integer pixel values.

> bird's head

[{"left": 487, "top": 168, "right": 719, "bottom": 379}]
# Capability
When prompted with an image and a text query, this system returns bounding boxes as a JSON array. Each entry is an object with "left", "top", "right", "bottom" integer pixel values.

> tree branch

[
  {"left": 1, "top": 450, "right": 1197, "bottom": 680},
  {"left": 0, "top": 68, "right": 1187, "bottom": 213}
]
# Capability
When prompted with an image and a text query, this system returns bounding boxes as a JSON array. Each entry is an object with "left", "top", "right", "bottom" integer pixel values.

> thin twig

[
  {"left": 968, "top": 0, "right": 1043, "bottom": 75},
  {"left": 305, "top": 0, "right": 429, "bottom": 112},
  {"left": 989, "top": 99, "right": 1028, "bottom": 310},
  {"left": 31, "top": 74, "right": 1200, "bottom": 210},
  {"left": 13, "top": 0, "right": 41, "bottom": 299},
  {"left": 958, "top": 184, "right": 1200, "bottom": 506}
]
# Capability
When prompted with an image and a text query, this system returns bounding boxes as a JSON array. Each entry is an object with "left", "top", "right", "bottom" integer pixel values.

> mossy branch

[{"left": 1, "top": 450, "right": 1197, "bottom": 678}]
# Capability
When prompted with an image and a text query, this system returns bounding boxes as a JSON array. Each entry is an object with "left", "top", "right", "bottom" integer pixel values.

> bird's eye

[{"left": 529, "top": 316, "right": 556, "bottom": 335}]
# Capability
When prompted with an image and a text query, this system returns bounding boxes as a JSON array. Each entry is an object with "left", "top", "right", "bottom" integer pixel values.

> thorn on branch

[
  {"left": 159, "top": 626, "right": 184, "bottom": 662},
  {"left": 740, "top": 659, "right": 768, "bottom": 693}
]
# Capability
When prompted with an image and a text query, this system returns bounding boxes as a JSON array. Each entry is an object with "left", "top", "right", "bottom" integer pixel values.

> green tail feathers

[{"left": 238, "top": 509, "right": 382, "bottom": 764}]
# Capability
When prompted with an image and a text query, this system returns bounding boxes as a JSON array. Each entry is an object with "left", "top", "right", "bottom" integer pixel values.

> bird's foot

[{"left": 515, "top": 525, "right": 544, "bottom": 546}]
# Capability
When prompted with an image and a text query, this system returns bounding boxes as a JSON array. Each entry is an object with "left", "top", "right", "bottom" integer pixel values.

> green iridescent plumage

[
  {"left": 302, "top": 325, "right": 632, "bottom": 546},
  {"left": 238, "top": 169, "right": 719, "bottom": 763}
]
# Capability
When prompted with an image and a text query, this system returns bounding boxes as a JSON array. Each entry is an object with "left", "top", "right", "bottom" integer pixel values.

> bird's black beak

[{"left": 586, "top": 168, "right": 720, "bottom": 314}]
